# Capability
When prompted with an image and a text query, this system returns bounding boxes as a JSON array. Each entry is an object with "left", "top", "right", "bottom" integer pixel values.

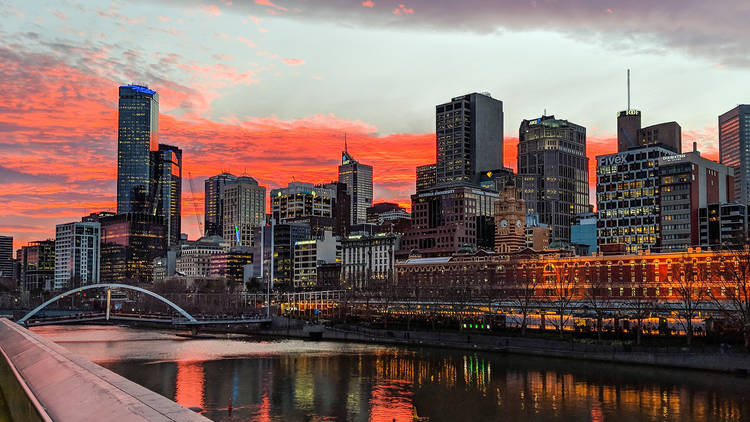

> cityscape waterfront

[{"left": 3, "top": 1, "right": 750, "bottom": 421}]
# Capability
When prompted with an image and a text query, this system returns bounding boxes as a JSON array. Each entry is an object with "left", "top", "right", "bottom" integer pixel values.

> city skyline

[{"left": 3, "top": 0, "right": 746, "bottom": 248}]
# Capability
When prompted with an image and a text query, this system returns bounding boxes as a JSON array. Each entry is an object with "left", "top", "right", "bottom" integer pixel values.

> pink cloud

[
  {"left": 282, "top": 58, "right": 305, "bottom": 66},
  {"left": 199, "top": 4, "right": 221, "bottom": 16},
  {"left": 393, "top": 4, "right": 414, "bottom": 15},
  {"left": 158, "top": 16, "right": 170, "bottom": 22},
  {"left": 249, "top": 15, "right": 262, "bottom": 25},
  {"left": 237, "top": 36, "right": 256, "bottom": 47},
  {"left": 255, "top": 0, "right": 287, "bottom": 12},
  {"left": 362, "top": 1, "right": 374, "bottom": 7}
]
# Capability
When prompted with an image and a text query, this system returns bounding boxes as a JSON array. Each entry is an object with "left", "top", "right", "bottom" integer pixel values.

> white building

[
  {"left": 271, "top": 182, "right": 335, "bottom": 223},
  {"left": 175, "top": 235, "right": 229, "bottom": 277},
  {"left": 222, "top": 176, "right": 266, "bottom": 248},
  {"left": 54, "top": 221, "right": 100, "bottom": 290},
  {"left": 341, "top": 233, "right": 400, "bottom": 289},
  {"left": 293, "top": 230, "right": 338, "bottom": 289}
]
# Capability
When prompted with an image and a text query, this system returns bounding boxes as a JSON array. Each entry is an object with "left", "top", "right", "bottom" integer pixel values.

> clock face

[
  {"left": 516, "top": 220, "right": 522, "bottom": 228},
  {"left": 500, "top": 219, "right": 508, "bottom": 227}
]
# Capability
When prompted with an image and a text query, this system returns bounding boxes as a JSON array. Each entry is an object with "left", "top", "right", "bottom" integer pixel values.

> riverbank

[{"left": 246, "top": 318, "right": 750, "bottom": 375}]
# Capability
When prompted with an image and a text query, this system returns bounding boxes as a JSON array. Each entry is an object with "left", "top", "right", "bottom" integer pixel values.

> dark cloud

[{"left": 154, "top": 0, "right": 750, "bottom": 67}]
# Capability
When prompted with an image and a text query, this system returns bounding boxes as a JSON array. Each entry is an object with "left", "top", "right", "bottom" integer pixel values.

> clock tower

[{"left": 494, "top": 185, "right": 526, "bottom": 253}]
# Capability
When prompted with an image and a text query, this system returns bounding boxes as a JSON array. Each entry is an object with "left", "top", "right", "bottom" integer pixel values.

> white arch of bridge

[{"left": 17, "top": 283, "right": 197, "bottom": 325}]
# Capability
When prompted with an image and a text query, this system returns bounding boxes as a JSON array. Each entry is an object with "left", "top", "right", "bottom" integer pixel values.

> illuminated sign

[
  {"left": 660, "top": 154, "right": 687, "bottom": 163},
  {"left": 598, "top": 154, "right": 628, "bottom": 166},
  {"left": 234, "top": 225, "right": 241, "bottom": 245},
  {"left": 618, "top": 109, "right": 641, "bottom": 117}
]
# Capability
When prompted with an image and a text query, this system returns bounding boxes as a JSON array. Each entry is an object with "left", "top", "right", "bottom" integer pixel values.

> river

[{"left": 31, "top": 325, "right": 750, "bottom": 421}]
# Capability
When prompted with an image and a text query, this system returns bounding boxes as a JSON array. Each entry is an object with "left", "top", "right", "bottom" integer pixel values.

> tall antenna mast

[
  {"left": 627, "top": 69, "right": 631, "bottom": 110},
  {"left": 344, "top": 132, "right": 348, "bottom": 153}
]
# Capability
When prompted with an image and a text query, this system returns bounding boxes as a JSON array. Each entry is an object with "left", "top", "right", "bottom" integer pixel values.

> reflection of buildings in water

[
  {"left": 175, "top": 361, "right": 205, "bottom": 409},
  {"left": 369, "top": 380, "right": 414, "bottom": 422}
]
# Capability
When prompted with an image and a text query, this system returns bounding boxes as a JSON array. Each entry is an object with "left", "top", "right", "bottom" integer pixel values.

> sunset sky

[{"left": 2, "top": 0, "right": 748, "bottom": 248}]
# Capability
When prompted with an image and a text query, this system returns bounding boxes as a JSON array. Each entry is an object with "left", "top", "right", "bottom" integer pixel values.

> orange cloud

[
  {"left": 362, "top": 1, "right": 374, "bottom": 7},
  {"left": 198, "top": 4, "right": 221, "bottom": 16}
]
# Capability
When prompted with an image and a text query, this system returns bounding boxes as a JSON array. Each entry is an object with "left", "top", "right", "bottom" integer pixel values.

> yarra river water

[{"left": 32, "top": 325, "right": 750, "bottom": 422}]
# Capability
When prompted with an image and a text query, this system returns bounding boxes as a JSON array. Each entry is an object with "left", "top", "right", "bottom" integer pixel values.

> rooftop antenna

[
  {"left": 344, "top": 132, "right": 348, "bottom": 153},
  {"left": 543, "top": 108, "right": 547, "bottom": 116},
  {"left": 627, "top": 69, "right": 631, "bottom": 110}
]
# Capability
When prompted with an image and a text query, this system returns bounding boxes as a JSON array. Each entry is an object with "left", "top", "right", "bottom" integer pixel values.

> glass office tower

[{"left": 117, "top": 84, "right": 159, "bottom": 214}]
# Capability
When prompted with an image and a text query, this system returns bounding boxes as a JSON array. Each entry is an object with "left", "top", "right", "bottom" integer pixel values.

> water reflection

[{"left": 33, "top": 325, "right": 750, "bottom": 421}]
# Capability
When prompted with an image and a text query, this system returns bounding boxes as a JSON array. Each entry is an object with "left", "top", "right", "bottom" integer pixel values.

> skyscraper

[
  {"left": 54, "top": 222, "right": 101, "bottom": 290},
  {"left": 222, "top": 176, "right": 266, "bottom": 248},
  {"left": 719, "top": 105, "right": 750, "bottom": 204},
  {"left": 116, "top": 84, "right": 159, "bottom": 214},
  {"left": 518, "top": 115, "right": 589, "bottom": 243},
  {"left": 99, "top": 213, "right": 166, "bottom": 284},
  {"left": 435, "top": 92, "right": 503, "bottom": 186},
  {"left": 204, "top": 172, "right": 238, "bottom": 237},
  {"left": 0, "top": 236, "right": 12, "bottom": 279},
  {"left": 338, "top": 151, "right": 373, "bottom": 225},
  {"left": 154, "top": 144, "right": 182, "bottom": 246}
]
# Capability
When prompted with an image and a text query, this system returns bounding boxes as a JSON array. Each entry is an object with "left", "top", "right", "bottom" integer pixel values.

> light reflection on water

[{"left": 32, "top": 325, "right": 750, "bottom": 422}]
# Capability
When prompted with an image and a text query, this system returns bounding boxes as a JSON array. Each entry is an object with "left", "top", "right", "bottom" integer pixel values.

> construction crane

[{"left": 187, "top": 171, "right": 204, "bottom": 236}]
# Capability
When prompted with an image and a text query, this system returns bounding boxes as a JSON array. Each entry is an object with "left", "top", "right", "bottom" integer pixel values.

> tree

[
  {"left": 547, "top": 264, "right": 577, "bottom": 338},
  {"left": 672, "top": 256, "right": 706, "bottom": 346},
  {"left": 582, "top": 267, "right": 612, "bottom": 341},
  {"left": 708, "top": 242, "right": 750, "bottom": 350},
  {"left": 504, "top": 261, "right": 540, "bottom": 336}
]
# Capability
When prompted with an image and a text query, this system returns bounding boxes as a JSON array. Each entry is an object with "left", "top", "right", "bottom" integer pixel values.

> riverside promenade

[
  {"left": 257, "top": 317, "right": 750, "bottom": 374},
  {"left": 0, "top": 318, "right": 209, "bottom": 422}
]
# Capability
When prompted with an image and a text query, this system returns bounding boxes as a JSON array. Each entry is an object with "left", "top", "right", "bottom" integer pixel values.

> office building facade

[
  {"left": 518, "top": 115, "right": 589, "bottom": 243},
  {"left": 222, "top": 176, "right": 266, "bottom": 248},
  {"left": 596, "top": 146, "right": 676, "bottom": 253},
  {"left": 204, "top": 173, "right": 238, "bottom": 237},
  {"left": 154, "top": 144, "right": 182, "bottom": 246},
  {"left": 658, "top": 151, "right": 733, "bottom": 251},
  {"left": 19, "top": 240, "right": 55, "bottom": 292},
  {"left": 435, "top": 93, "right": 503, "bottom": 186},
  {"left": 271, "top": 182, "right": 335, "bottom": 223},
  {"left": 0, "top": 236, "right": 12, "bottom": 279},
  {"left": 293, "top": 231, "right": 338, "bottom": 289},
  {"left": 399, "top": 186, "right": 499, "bottom": 257},
  {"left": 54, "top": 222, "right": 101, "bottom": 290},
  {"left": 699, "top": 203, "right": 749, "bottom": 248},
  {"left": 116, "top": 84, "right": 159, "bottom": 214},
  {"left": 338, "top": 151, "right": 373, "bottom": 225},
  {"left": 341, "top": 232, "right": 400, "bottom": 289},
  {"left": 719, "top": 105, "right": 750, "bottom": 204},
  {"left": 570, "top": 213, "right": 598, "bottom": 256},
  {"left": 99, "top": 213, "right": 166, "bottom": 284},
  {"left": 416, "top": 164, "right": 436, "bottom": 192}
]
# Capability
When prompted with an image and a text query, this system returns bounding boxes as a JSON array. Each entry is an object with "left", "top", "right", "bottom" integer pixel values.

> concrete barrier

[{"left": 0, "top": 318, "right": 209, "bottom": 422}]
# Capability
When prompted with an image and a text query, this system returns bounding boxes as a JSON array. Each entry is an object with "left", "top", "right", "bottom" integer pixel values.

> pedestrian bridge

[{"left": 16, "top": 284, "right": 272, "bottom": 327}]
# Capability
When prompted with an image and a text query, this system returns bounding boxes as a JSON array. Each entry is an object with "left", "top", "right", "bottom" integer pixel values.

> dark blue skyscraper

[
  {"left": 117, "top": 84, "right": 159, "bottom": 214},
  {"left": 155, "top": 144, "right": 182, "bottom": 246}
]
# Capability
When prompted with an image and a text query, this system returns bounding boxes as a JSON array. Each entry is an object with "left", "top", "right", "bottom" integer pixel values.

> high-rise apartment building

[
  {"left": 155, "top": 144, "right": 182, "bottom": 246},
  {"left": 518, "top": 115, "right": 589, "bottom": 243},
  {"left": 0, "top": 236, "right": 12, "bottom": 279},
  {"left": 719, "top": 105, "right": 750, "bottom": 204},
  {"left": 222, "top": 176, "right": 266, "bottom": 248},
  {"left": 116, "top": 84, "right": 159, "bottom": 214},
  {"left": 435, "top": 93, "right": 503, "bottom": 186},
  {"left": 338, "top": 151, "right": 373, "bottom": 225},
  {"left": 204, "top": 173, "right": 238, "bottom": 237},
  {"left": 54, "top": 222, "right": 101, "bottom": 290}
]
